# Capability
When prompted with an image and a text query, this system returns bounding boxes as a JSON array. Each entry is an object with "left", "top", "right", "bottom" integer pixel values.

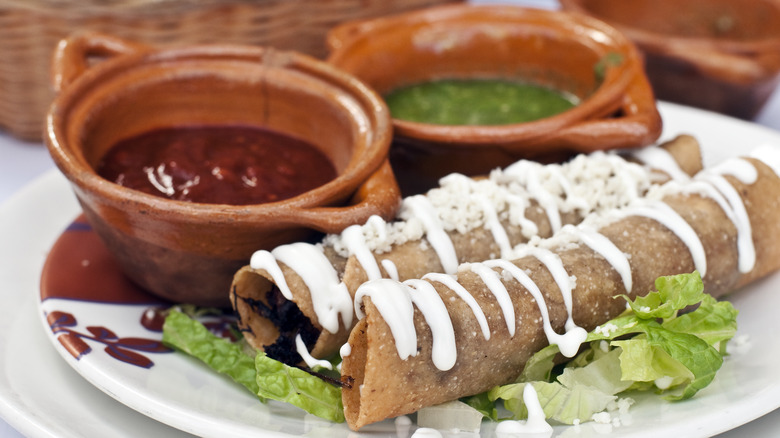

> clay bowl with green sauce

[
  {"left": 45, "top": 32, "right": 401, "bottom": 307},
  {"left": 326, "top": 4, "right": 662, "bottom": 195},
  {"left": 561, "top": 0, "right": 780, "bottom": 120}
]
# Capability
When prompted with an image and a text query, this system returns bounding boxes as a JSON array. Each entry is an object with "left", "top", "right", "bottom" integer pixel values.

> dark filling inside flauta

[{"left": 238, "top": 285, "right": 320, "bottom": 366}]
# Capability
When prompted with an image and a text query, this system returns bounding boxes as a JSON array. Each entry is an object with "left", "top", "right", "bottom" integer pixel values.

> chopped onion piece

[{"left": 416, "top": 400, "right": 483, "bottom": 433}]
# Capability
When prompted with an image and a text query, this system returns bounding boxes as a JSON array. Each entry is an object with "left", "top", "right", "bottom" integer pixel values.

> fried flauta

[
  {"left": 341, "top": 147, "right": 780, "bottom": 430},
  {"left": 231, "top": 137, "right": 703, "bottom": 363}
]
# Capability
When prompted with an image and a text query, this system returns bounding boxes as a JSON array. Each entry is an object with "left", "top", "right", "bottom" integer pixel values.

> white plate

[
  {"left": 5, "top": 102, "right": 780, "bottom": 438},
  {"left": 0, "top": 171, "right": 195, "bottom": 438}
]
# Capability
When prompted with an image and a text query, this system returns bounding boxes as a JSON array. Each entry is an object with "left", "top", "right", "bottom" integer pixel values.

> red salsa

[{"left": 97, "top": 125, "right": 337, "bottom": 205}]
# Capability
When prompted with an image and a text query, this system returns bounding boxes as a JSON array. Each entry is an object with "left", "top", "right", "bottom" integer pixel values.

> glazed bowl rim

[
  {"left": 46, "top": 43, "right": 394, "bottom": 225},
  {"left": 326, "top": 4, "right": 645, "bottom": 146},
  {"left": 559, "top": 0, "right": 780, "bottom": 50}
]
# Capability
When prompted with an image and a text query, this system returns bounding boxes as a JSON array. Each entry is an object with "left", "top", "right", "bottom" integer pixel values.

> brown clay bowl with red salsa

[
  {"left": 45, "top": 32, "right": 400, "bottom": 307},
  {"left": 327, "top": 4, "right": 662, "bottom": 195},
  {"left": 561, "top": 0, "right": 780, "bottom": 120}
]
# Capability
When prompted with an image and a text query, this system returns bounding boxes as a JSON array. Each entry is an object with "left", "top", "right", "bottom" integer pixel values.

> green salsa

[{"left": 384, "top": 78, "right": 578, "bottom": 126}]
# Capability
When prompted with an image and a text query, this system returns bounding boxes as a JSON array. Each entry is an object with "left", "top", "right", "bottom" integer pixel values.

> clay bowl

[
  {"left": 326, "top": 4, "right": 662, "bottom": 195},
  {"left": 561, "top": 0, "right": 780, "bottom": 120},
  {"left": 45, "top": 32, "right": 400, "bottom": 307}
]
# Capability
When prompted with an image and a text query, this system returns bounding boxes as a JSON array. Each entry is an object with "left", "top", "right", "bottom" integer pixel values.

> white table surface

[{"left": 3, "top": 1, "right": 780, "bottom": 436}]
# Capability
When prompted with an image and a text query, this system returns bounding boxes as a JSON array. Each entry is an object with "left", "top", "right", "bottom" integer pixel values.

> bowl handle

[
  {"left": 278, "top": 160, "right": 402, "bottom": 235},
  {"left": 548, "top": 69, "right": 663, "bottom": 152},
  {"left": 655, "top": 40, "right": 780, "bottom": 83},
  {"left": 51, "top": 31, "right": 149, "bottom": 93},
  {"left": 325, "top": 19, "right": 373, "bottom": 54}
]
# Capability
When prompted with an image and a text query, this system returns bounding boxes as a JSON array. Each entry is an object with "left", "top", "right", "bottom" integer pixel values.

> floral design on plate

[{"left": 45, "top": 309, "right": 171, "bottom": 368}]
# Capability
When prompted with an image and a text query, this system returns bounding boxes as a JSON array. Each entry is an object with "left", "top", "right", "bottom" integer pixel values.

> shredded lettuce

[
  {"left": 474, "top": 271, "right": 738, "bottom": 425},
  {"left": 164, "top": 271, "right": 736, "bottom": 428},
  {"left": 162, "top": 310, "right": 345, "bottom": 423}
]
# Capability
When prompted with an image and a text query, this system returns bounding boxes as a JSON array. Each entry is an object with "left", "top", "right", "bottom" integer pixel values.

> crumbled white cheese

[
  {"left": 594, "top": 322, "right": 618, "bottom": 337},
  {"left": 322, "top": 150, "right": 660, "bottom": 257},
  {"left": 592, "top": 412, "right": 612, "bottom": 424}
]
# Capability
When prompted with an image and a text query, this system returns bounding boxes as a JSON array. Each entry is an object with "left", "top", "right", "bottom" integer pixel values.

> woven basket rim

[{"left": 0, "top": 0, "right": 269, "bottom": 14}]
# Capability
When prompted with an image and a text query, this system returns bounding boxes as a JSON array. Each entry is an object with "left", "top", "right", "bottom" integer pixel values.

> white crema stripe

[
  {"left": 562, "top": 224, "right": 633, "bottom": 293},
  {"left": 354, "top": 279, "right": 417, "bottom": 360},
  {"left": 495, "top": 384, "right": 553, "bottom": 437},
  {"left": 405, "top": 279, "right": 457, "bottom": 371},
  {"left": 466, "top": 263, "right": 516, "bottom": 337},
  {"left": 511, "top": 246, "right": 578, "bottom": 332},
  {"left": 484, "top": 259, "right": 587, "bottom": 358},
  {"left": 475, "top": 195, "right": 513, "bottom": 258},
  {"left": 272, "top": 243, "right": 354, "bottom": 332},
  {"left": 504, "top": 161, "right": 563, "bottom": 233},
  {"left": 249, "top": 250, "right": 294, "bottom": 300},
  {"left": 341, "top": 224, "right": 382, "bottom": 281},
  {"left": 632, "top": 145, "right": 690, "bottom": 182},
  {"left": 381, "top": 259, "right": 400, "bottom": 281},
  {"left": 295, "top": 334, "right": 333, "bottom": 370},
  {"left": 424, "top": 273, "right": 492, "bottom": 340},
  {"left": 711, "top": 157, "right": 758, "bottom": 184},
  {"left": 622, "top": 201, "right": 708, "bottom": 277},
  {"left": 695, "top": 170, "right": 755, "bottom": 273},
  {"left": 403, "top": 195, "right": 459, "bottom": 274}
]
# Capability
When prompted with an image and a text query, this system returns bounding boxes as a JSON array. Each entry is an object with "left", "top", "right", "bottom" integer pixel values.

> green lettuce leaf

[
  {"left": 162, "top": 310, "right": 345, "bottom": 423},
  {"left": 162, "top": 310, "right": 260, "bottom": 395},
  {"left": 642, "top": 324, "right": 724, "bottom": 400},
  {"left": 556, "top": 347, "right": 633, "bottom": 396},
  {"left": 662, "top": 294, "right": 738, "bottom": 353},
  {"left": 461, "top": 391, "right": 498, "bottom": 421},
  {"left": 255, "top": 352, "right": 345, "bottom": 422},
  {"left": 484, "top": 272, "right": 737, "bottom": 424},
  {"left": 622, "top": 271, "right": 704, "bottom": 321},
  {"left": 517, "top": 343, "right": 561, "bottom": 383},
  {"left": 490, "top": 381, "right": 616, "bottom": 424},
  {"left": 611, "top": 337, "right": 693, "bottom": 385}
]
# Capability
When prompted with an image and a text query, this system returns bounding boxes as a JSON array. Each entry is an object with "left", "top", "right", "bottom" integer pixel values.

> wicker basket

[{"left": 0, "top": 0, "right": 461, "bottom": 142}]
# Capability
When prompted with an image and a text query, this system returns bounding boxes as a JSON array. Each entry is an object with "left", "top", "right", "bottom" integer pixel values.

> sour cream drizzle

[
  {"left": 511, "top": 246, "right": 578, "bottom": 332},
  {"left": 619, "top": 201, "right": 708, "bottom": 277},
  {"left": 475, "top": 195, "right": 513, "bottom": 258},
  {"left": 268, "top": 243, "right": 354, "bottom": 332},
  {"left": 341, "top": 224, "right": 382, "bottom": 281},
  {"left": 424, "top": 273, "right": 492, "bottom": 340},
  {"left": 354, "top": 279, "right": 417, "bottom": 360},
  {"left": 495, "top": 384, "right": 553, "bottom": 438},
  {"left": 632, "top": 144, "right": 690, "bottom": 182},
  {"left": 503, "top": 161, "right": 563, "bottom": 233},
  {"left": 694, "top": 170, "right": 755, "bottom": 273},
  {"left": 403, "top": 195, "right": 460, "bottom": 274},
  {"left": 295, "top": 334, "right": 333, "bottom": 370},
  {"left": 483, "top": 259, "right": 587, "bottom": 358},
  {"left": 560, "top": 224, "right": 633, "bottom": 293},
  {"left": 466, "top": 263, "right": 516, "bottom": 337},
  {"left": 405, "top": 279, "right": 457, "bottom": 371},
  {"left": 381, "top": 259, "right": 400, "bottom": 281}
]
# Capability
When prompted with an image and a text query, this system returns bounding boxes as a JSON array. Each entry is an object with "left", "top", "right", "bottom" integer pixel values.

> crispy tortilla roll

[
  {"left": 341, "top": 148, "right": 780, "bottom": 430},
  {"left": 231, "top": 138, "right": 703, "bottom": 363}
]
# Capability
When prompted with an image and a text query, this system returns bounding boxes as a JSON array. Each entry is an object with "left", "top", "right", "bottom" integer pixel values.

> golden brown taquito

[
  {"left": 341, "top": 154, "right": 780, "bottom": 430},
  {"left": 231, "top": 137, "right": 703, "bottom": 361}
]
